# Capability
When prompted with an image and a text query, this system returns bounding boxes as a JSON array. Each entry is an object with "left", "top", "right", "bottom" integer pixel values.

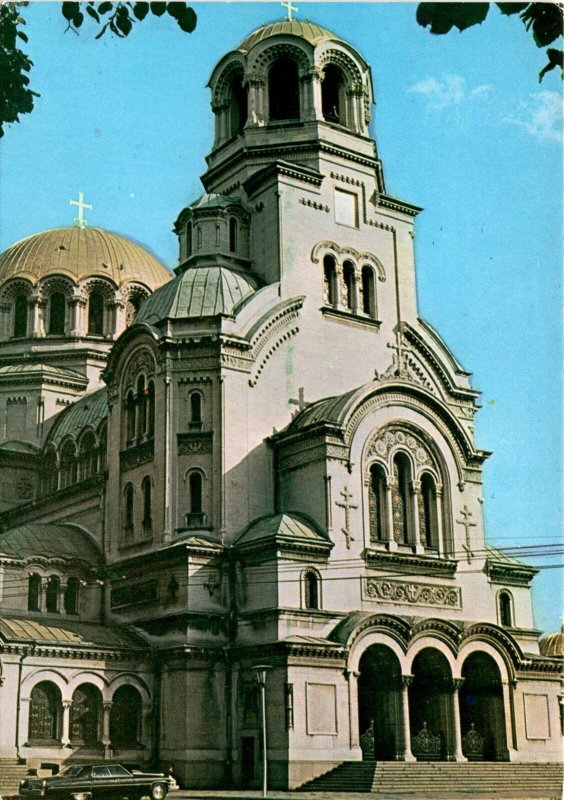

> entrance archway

[
  {"left": 409, "top": 648, "right": 452, "bottom": 760},
  {"left": 358, "top": 645, "right": 402, "bottom": 760},
  {"left": 460, "top": 652, "right": 508, "bottom": 760}
]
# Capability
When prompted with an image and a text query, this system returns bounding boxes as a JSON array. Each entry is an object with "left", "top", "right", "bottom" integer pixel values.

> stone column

[
  {"left": 61, "top": 700, "right": 72, "bottom": 747},
  {"left": 348, "top": 84, "right": 363, "bottom": 133},
  {"left": 400, "top": 676, "right": 416, "bottom": 761},
  {"left": 142, "top": 703, "right": 152, "bottom": 747},
  {"left": 30, "top": 297, "right": 44, "bottom": 337},
  {"left": 40, "top": 578, "right": 47, "bottom": 613},
  {"left": 245, "top": 77, "right": 265, "bottom": 127},
  {"left": 102, "top": 701, "right": 113, "bottom": 757},
  {"left": 451, "top": 679, "right": 467, "bottom": 761},
  {"left": 345, "top": 670, "right": 361, "bottom": 750},
  {"left": 385, "top": 477, "right": 397, "bottom": 550},
  {"left": 69, "top": 296, "right": 84, "bottom": 337},
  {"left": 411, "top": 480, "right": 423, "bottom": 553},
  {"left": 435, "top": 485, "right": 445, "bottom": 556},
  {"left": 59, "top": 581, "right": 67, "bottom": 614},
  {"left": 19, "top": 697, "right": 30, "bottom": 751}
]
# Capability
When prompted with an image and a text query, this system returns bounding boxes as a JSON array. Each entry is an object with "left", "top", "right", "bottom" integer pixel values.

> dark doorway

[
  {"left": 460, "top": 652, "right": 508, "bottom": 760},
  {"left": 409, "top": 648, "right": 452, "bottom": 760},
  {"left": 241, "top": 736, "right": 255, "bottom": 787},
  {"left": 358, "top": 645, "right": 402, "bottom": 760}
]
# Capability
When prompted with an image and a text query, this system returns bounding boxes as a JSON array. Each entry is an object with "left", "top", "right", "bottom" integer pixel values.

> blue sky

[{"left": 1, "top": 1, "right": 561, "bottom": 633}]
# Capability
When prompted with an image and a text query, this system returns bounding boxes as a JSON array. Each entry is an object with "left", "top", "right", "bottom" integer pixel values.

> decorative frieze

[
  {"left": 362, "top": 577, "right": 461, "bottom": 608},
  {"left": 120, "top": 439, "right": 154, "bottom": 471},
  {"left": 178, "top": 430, "right": 213, "bottom": 455}
]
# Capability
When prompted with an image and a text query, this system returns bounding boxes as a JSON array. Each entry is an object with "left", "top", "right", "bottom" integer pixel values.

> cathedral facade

[{"left": 0, "top": 19, "right": 561, "bottom": 789}]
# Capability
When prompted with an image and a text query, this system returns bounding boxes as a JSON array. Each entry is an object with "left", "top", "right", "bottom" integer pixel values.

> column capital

[
  {"left": 452, "top": 678, "right": 465, "bottom": 692},
  {"left": 344, "top": 669, "right": 361, "bottom": 680},
  {"left": 62, "top": 699, "right": 72, "bottom": 709},
  {"left": 103, "top": 701, "right": 113, "bottom": 712},
  {"left": 410, "top": 479, "right": 421, "bottom": 494},
  {"left": 401, "top": 674, "right": 414, "bottom": 688}
]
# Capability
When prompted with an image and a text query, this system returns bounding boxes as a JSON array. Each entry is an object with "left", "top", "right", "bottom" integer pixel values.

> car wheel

[{"left": 150, "top": 784, "right": 167, "bottom": 800}]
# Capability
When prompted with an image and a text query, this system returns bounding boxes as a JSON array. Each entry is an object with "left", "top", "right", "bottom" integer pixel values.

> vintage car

[{"left": 19, "top": 763, "right": 177, "bottom": 800}]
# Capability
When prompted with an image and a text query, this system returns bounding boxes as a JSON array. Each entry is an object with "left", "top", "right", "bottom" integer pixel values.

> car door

[{"left": 90, "top": 765, "right": 113, "bottom": 799}]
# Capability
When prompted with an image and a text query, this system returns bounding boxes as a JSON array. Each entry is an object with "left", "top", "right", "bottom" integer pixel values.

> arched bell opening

[
  {"left": 268, "top": 57, "right": 300, "bottom": 121},
  {"left": 358, "top": 644, "right": 402, "bottom": 760},
  {"left": 409, "top": 648, "right": 452, "bottom": 760},
  {"left": 322, "top": 64, "right": 346, "bottom": 125},
  {"left": 460, "top": 652, "right": 509, "bottom": 761}
]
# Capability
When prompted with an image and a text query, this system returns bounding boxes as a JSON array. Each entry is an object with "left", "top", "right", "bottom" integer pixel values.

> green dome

[
  {"left": 238, "top": 19, "right": 340, "bottom": 51},
  {"left": 135, "top": 265, "right": 260, "bottom": 324}
]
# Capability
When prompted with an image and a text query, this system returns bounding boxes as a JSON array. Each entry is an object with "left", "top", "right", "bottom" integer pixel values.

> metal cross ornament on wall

[
  {"left": 281, "top": 0, "right": 298, "bottom": 21},
  {"left": 457, "top": 504, "right": 477, "bottom": 563},
  {"left": 69, "top": 192, "right": 92, "bottom": 228},
  {"left": 336, "top": 487, "right": 358, "bottom": 549},
  {"left": 289, "top": 387, "right": 308, "bottom": 415}
]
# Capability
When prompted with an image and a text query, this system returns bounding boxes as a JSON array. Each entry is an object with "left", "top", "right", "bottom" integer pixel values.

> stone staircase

[
  {"left": 0, "top": 759, "right": 35, "bottom": 798},
  {"left": 299, "top": 761, "right": 564, "bottom": 797}
]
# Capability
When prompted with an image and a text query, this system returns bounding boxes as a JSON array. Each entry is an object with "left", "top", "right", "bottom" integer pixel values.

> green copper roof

[
  {"left": 238, "top": 19, "right": 340, "bottom": 51},
  {"left": 189, "top": 193, "right": 244, "bottom": 211},
  {"left": 0, "top": 523, "right": 103, "bottom": 567},
  {"left": 235, "top": 512, "right": 330, "bottom": 546},
  {"left": 135, "top": 266, "right": 260, "bottom": 324},
  {"left": 46, "top": 387, "right": 107, "bottom": 447},
  {"left": 0, "top": 613, "right": 146, "bottom": 650}
]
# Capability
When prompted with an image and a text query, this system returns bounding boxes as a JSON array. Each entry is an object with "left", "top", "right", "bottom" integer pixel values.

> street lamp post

[{"left": 253, "top": 664, "right": 272, "bottom": 798}]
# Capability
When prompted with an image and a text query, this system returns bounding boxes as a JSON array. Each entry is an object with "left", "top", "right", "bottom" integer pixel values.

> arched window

[
  {"left": 147, "top": 380, "right": 155, "bottom": 437},
  {"left": 28, "top": 574, "right": 41, "bottom": 611},
  {"left": 361, "top": 266, "right": 376, "bottom": 317},
  {"left": 46, "top": 575, "right": 60, "bottom": 613},
  {"left": 229, "top": 217, "right": 238, "bottom": 252},
  {"left": 29, "top": 682, "right": 61, "bottom": 742},
  {"left": 48, "top": 292, "right": 66, "bottom": 335},
  {"left": 369, "top": 464, "right": 387, "bottom": 542},
  {"left": 13, "top": 294, "right": 28, "bottom": 338},
  {"left": 499, "top": 591, "right": 513, "bottom": 627},
  {"left": 142, "top": 476, "right": 152, "bottom": 532},
  {"left": 88, "top": 291, "right": 104, "bottom": 335},
  {"left": 126, "top": 391, "right": 136, "bottom": 442},
  {"left": 110, "top": 685, "right": 142, "bottom": 748},
  {"left": 343, "top": 260, "right": 356, "bottom": 311},
  {"left": 420, "top": 473, "right": 437, "bottom": 549},
  {"left": 41, "top": 448, "right": 58, "bottom": 495},
  {"left": 71, "top": 684, "right": 102, "bottom": 745},
  {"left": 59, "top": 441, "right": 77, "bottom": 488},
  {"left": 190, "top": 391, "right": 202, "bottom": 427},
  {"left": 98, "top": 423, "right": 107, "bottom": 472},
  {"left": 137, "top": 375, "right": 147, "bottom": 437},
  {"left": 269, "top": 57, "right": 300, "bottom": 121},
  {"left": 78, "top": 431, "right": 97, "bottom": 480},
  {"left": 229, "top": 74, "right": 247, "bottom": 137},
  {"left": 186, "top": 221, "right": 193, "bottom": 256},
  {"left": 64, "top": 577, "right": 80, "bottom": 614},
  {"left": 323, "top": 255, "right": 338, "bottom": 306},
  {"left": 303, "top": 569, "right": 321, "bottom": 610},
  {"left": 186, "top": 471, "right": 205, "bottom": 527},
  {"left": 124, "top": 483, "right": 134, "bottom": 537},
  {"left": 322, "top": 64, "right": 345, "bottom": 124},
  {"left": 392, "top": 453, "right": 412, "bottom": 545}
]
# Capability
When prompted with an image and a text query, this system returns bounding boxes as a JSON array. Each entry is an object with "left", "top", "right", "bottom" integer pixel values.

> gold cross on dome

[
  {"left": 69, "top": 192, "right": 92, "bottom": 228},
  {"left": 281, "top": 0, "right": 298, "bottom": 21}
]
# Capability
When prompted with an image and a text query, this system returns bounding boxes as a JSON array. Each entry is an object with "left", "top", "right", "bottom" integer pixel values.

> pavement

[{"left": 171, "top": 792, "right": 562, "bottom": 800}]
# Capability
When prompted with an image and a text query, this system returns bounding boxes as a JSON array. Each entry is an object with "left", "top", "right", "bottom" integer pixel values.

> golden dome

[
  {"left": 238, "top": 19, "right": 340, "bottom": 51},
  {"left": 539, "top": 630, "right": 564, "bottom": 658},
  {"left": 0, "top": 226, "right": 171, "bottom": 290}
]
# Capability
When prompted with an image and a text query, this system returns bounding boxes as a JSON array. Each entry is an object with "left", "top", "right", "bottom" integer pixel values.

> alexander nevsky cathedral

[{"left": 0, "top": 15, "right": 561, "bottom": 793}]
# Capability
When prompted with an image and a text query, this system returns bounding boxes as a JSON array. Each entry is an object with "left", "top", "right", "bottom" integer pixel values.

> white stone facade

[{"left": 0, "top": 18, "right": 560, "bottom": 790}]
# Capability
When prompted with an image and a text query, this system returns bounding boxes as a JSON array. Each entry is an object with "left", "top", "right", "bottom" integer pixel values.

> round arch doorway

[
  {"left": 460, "top": 652, "right": 509, "bottom": 760},
  {"left": 409, "top": 648, "right": 452, "bottom": 760},
  {"left": 358, "top": 645, "right": 402, "bottom": 760}
]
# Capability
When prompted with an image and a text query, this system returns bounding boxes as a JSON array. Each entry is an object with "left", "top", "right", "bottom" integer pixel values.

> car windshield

[{"left": 57, "top": 767, "right": 86, "bottom": 778}]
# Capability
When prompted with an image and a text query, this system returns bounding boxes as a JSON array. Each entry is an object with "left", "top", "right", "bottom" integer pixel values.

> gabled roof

[
  {"left": 0, "top": 612, "right": 146, "bottom": 650},
  {"left": 0, "top": 523, "right": 103, "bottom": 567},
  {"left": 234, "top": 512, "right": 331, "bottom": 547}
]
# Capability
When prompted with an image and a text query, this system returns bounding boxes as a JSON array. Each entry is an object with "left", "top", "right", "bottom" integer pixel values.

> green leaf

[
  {"left": 16, "top": 30, "right": 28, "bottom": 42},
  {"left": 62, "top": 2, "right": 80, "bottom": 22},
  {"left": 539, "top": 46, "right": 564, "bottom": 81},
  {"left": 97, "top": 2, "right": 113, "bottom": 14},
  {"left": 176, "top": 7, "right": 197, "bottom": 32},
  {"left": 85, "top": 5, "right": 100, "bottom": 23},
  {"left": 150, "top": 2, "right": 167, "bottom": 16},
  {"left": 417, "top": 3, "right": 490, "bottom": 34},
  {"left": 73, "top": 11, "right": 84, "bottom": 28},
  {"left": 133, "top": 2, "right": 150, "bottom": 20},
  {"left": 496, "top": 3, "right": 529, "bottom": 15},
  {"left": 95, "top": 21, "right": 109, "bottom": 38},
  {"left": 522, "top": 3, "right": 564, "bottom": 48},
  {"left": 116, "top": 7, "right": 133, "bottom": 35}
]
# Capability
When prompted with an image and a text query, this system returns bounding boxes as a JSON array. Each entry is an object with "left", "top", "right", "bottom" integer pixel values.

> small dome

[
  {"left": 0, "top": 226, "right": 171, "bottom": 290},
  {"left": 189, "top": 193, "right": 243, "bottom": 211},
  {"left": 135, "top": 265, "right": 260, "bottom": 324},
  {"left": 45, "top": 387, "right": 108, "bottom": 448},
  {"left": 539, "top": 630, "right": 564, "bottom": 658},
  {"left": 238, "top": 19, "right": 340, "bottom": 51}
]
